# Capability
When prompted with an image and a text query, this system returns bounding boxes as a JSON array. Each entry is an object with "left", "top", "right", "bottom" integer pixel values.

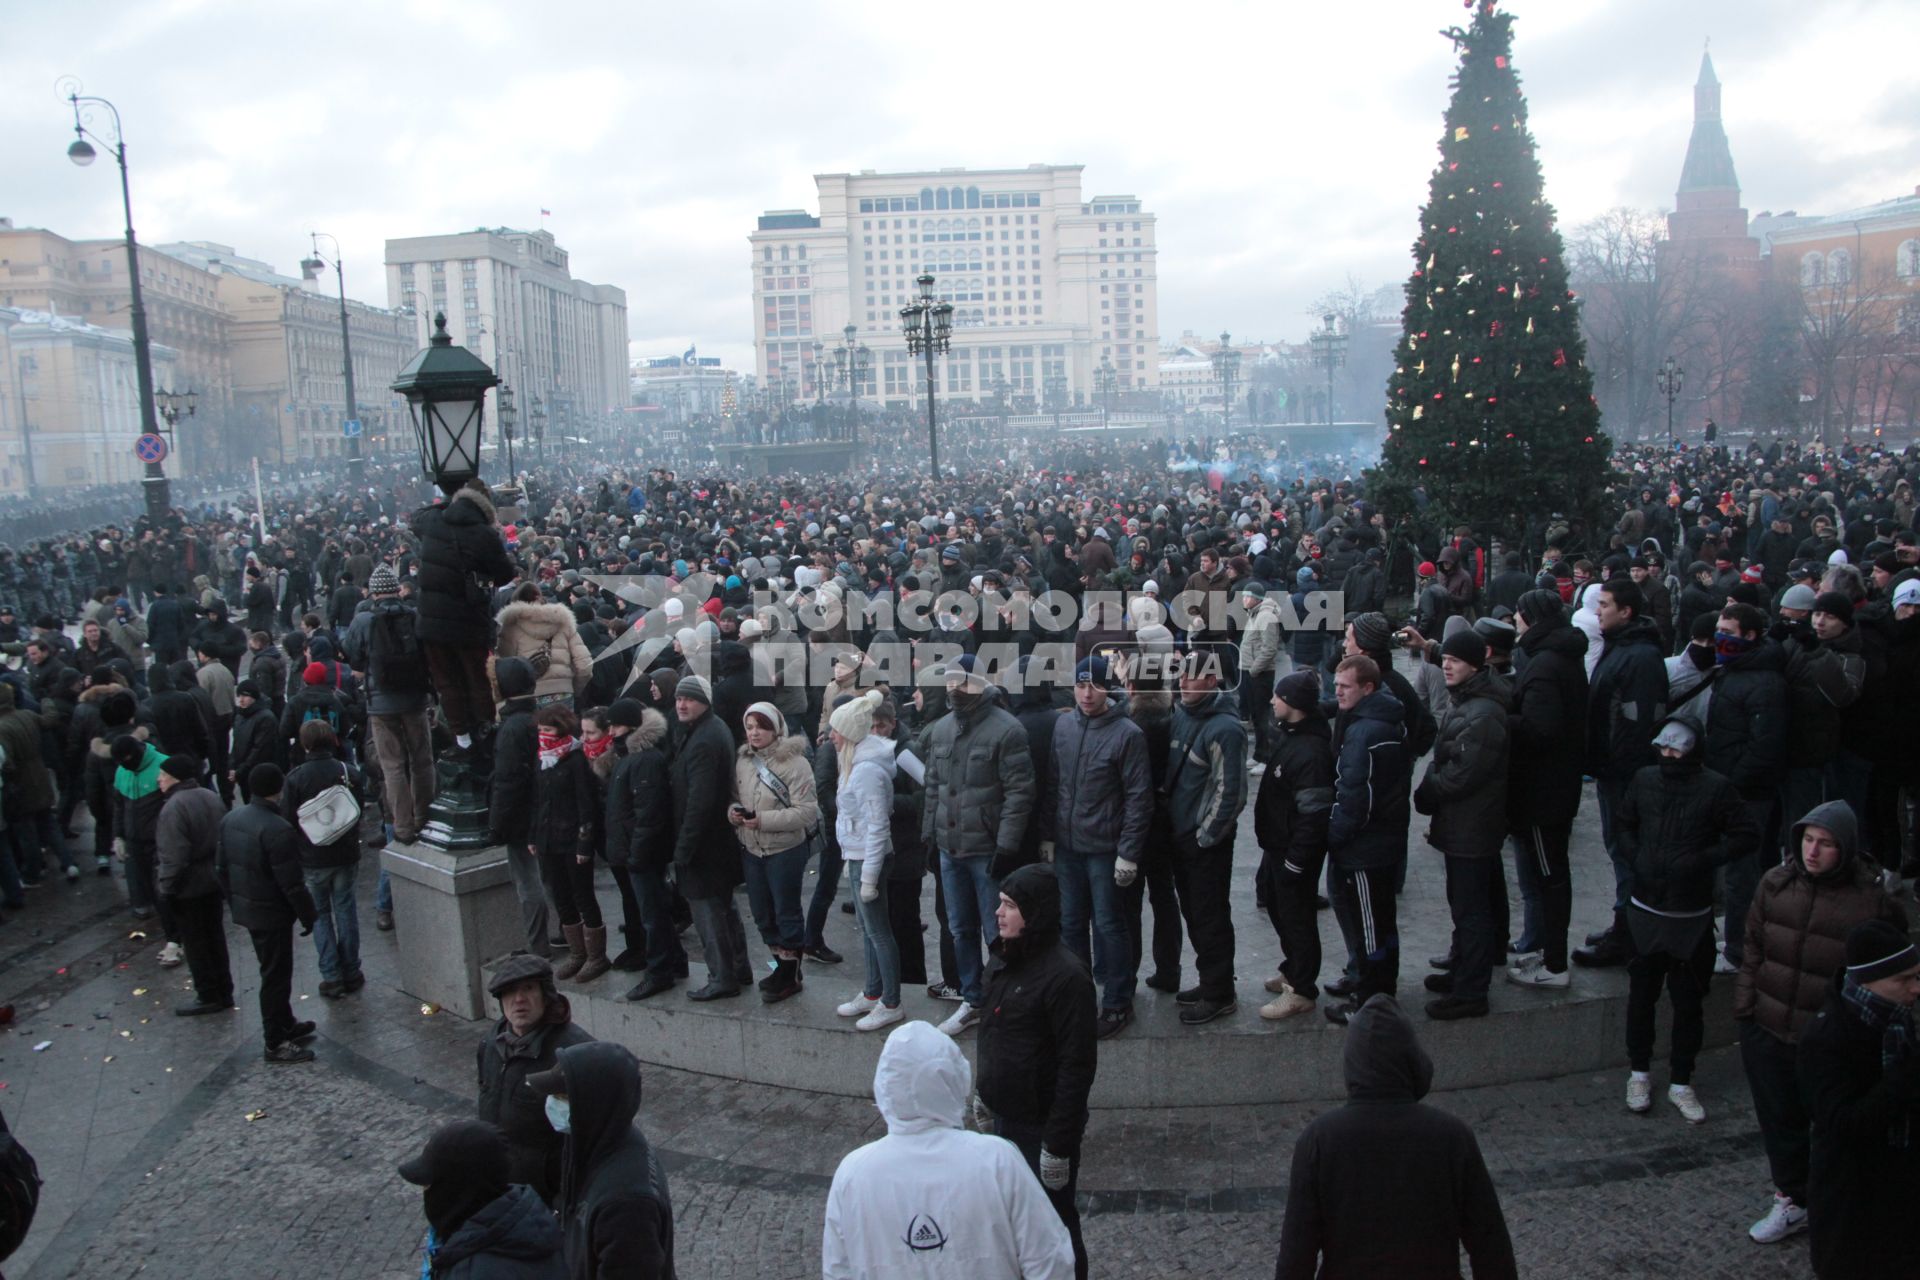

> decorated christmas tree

[{"left": 1370, "top": 0, "right": 1610, "bottom": 538}]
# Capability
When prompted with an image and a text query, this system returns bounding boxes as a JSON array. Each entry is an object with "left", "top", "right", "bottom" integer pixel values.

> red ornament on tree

[{"left": 1552, "top": 348, "right": 1567, "bottom": 368}]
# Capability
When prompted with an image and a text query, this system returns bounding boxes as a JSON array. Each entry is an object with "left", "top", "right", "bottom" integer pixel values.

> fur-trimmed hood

[
  {"left": 494, "top": 599, "right": 578, "bottom": 642},
  {"left": 736, "top": 732, "right": 808, "bottom": 768},
  {"left": 628, "top": 706, "right": 668, "bottom": 752},
  {"left": 448, "top": 484, "right": 498, "bottom": 526}
]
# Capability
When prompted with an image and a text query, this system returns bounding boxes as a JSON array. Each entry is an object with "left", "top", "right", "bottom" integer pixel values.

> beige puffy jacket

[
  {"left": 731, "top": 733, "right": 820, "bottom": 857},
  {"left": 493, "top": 600, "right": 593, "bottom": 702}
]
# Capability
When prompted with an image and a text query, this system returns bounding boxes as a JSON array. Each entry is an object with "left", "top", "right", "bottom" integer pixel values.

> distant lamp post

[
  {"left": 63, "top": 82, "right": 168, "bottom": 523},
  {"left": 155, "top": 387, "right": 197, "bottom": 439},
  {"left": 1308, "top": 313, "right": 1347, "bottom": 428},
  {"left": 826, "top": 322, "right": 871, "bottom": 444},
  {"left": 497, "top": 384, "right": 518, "bottom": 481},
  {"left": 1095, "top": 357, "right": 1118, "bottom": 429},
  {"left": 299, "top": 232, "right": 364, "bottom": 484},
  {"left": 900, "top": 274, "right": 953, "bottom": 474},
  {"left": 1044, "top": 371, "right": 1066, "bottom": 432},
  {"left": 1212, "top": 331, "right": 1241, "bottom": 432},
  {"left": 1656, "top": 355, "right": 1685, "bottom": 449},
  {"left": 391, "top": 312, "right": 500, "bottom": 495}
]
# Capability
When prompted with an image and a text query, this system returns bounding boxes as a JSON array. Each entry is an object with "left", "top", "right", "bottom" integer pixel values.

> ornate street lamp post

[
  {"left": 1095, "top": 357, "right": 1118, "bottom": 429},
  {"left": 899, "top": 275, "right": 953, "bottom": 474},
  {"left": 1212, "top": 330, "right": 1241, "bottom": 433},
  {"left": 1308, "top": 313, "right": 1347, "bottom": 428},
  {"left": 1656, "top": 355, "right": 1685, "bottom": 449},
  {"left": 825, "top": 323, "right": 871, "bottom": 444},
  {"left": 299, "top": 232, "right": 365, "bottom": 484}
]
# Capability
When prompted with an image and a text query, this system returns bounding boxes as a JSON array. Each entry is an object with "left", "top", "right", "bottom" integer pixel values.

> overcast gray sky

[{"left": 4, "top": 0, "right": 1914, "bottom": 372}]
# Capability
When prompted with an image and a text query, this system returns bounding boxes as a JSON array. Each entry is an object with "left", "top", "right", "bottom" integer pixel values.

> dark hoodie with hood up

[
  {"left": 1276, "top": 994, "right": 1515, "bottom": 1280},
  {"left": 975, "top": 864, "right": 1098, "bottom": 1159},
  {"left": 546, "top": 1041, "right": 674, "bottom": 1280},
  {"left": 427, "top": 1182, "right": 566, "bottom": 1280}
]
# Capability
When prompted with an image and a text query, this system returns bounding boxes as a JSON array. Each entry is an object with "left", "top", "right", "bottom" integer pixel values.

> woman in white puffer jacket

[{"left": 829, "top": 689, "right": 903, "bottom": 1031}]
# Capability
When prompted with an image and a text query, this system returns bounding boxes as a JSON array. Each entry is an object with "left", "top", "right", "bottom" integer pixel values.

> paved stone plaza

[{"left": 0, "top": 766, "right": 1814, "bottom": 1280}]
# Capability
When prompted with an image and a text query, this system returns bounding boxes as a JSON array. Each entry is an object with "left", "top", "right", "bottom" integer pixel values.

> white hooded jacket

[
  {"left": 822, "top": 1022, "right": 1073, "bottom": 1280},
  {"left": 834, "top": 733, "right": 896, "bottom": 890}
]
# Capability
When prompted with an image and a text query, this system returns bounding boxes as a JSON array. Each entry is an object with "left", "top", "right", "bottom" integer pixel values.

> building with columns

[
  {"left": 0, "top": 306, "right": 180, "bottom": 491},
  {"left": 750, "top": 165, "right": 1159, "bottom": 412},
  {"left": 384, "top": 228, "right": 629, "bottom": 448}
]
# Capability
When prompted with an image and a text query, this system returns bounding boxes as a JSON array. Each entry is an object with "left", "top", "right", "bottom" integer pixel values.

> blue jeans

[
  {"left": 304, "top": 863, "right": 361, "bottom": 982},
  {"left": 937, "top": 850, "right": 1001, "bottom": 1007},
  {"left": 742, "top": 842, "right": 811, "bottom": 954},
  {"left": 805, "top": 837, "right": 844, "bottom": 950},
  {"left": 856, "top": 877, "right": 901, "bottom": 1006},
  {"left": 1057, "top": 848, "right": 1133, "bottom": 1010}
]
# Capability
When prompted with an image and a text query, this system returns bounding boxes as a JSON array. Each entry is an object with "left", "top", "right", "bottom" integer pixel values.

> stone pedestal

[{"left": 381, "top": 840, "right": 525, "bottom": 1019}]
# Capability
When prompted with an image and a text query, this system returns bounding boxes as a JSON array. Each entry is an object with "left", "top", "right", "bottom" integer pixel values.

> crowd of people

[{"left": 0, "top": 427, "right": 1916, "bottom": 1277}]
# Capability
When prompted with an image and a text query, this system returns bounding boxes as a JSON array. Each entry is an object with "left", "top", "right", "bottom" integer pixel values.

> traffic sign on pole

[
  {"left": 343, "top": 418, "right": 363, "bottom": 438},
  {"left": 134, "top": 433, "right": 169, "bottom": 463}
]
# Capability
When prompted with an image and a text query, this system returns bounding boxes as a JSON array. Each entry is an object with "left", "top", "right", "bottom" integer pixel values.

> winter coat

[
  {"left": 1414, "top": 581, "right": 1453, "bottom": 637},
  {"left": 1798, "top": 975, "right": 1920, "bottom": 1280},
  {"left": 1276, "top": 995, "right": 1515, "bottom": 1280},
  {"left": 1413, "top": 667, "right": 1512, "bottom": 859},
  {"left": 834, "top": 734, "right": 895, "bottom": 891},
  {"left": 822, "top": 1023, "right": 1073, "bottom": 1280},
  {"left": 547, "top": 1042, "right": 676, "bottom": 1280},
  {"left": 1781, "top": 627, "right": 1865, "bottom": 769},
  {"left": 1126, "top": 690, "right": 1176, "bottom": 868},
  {"left": 495, "top": 601, "right": 594, "bottom": 703},
  {"left": 426, "top": 1184, "right": 568, "bottom": 1280},
  {"left": 1327, "top": 689, "right": 1411, "bottom": 872},
  {"left": 708, "top": 643, "right": 755, "bottom": 750},
  {"left": 146, "top": 595, "right": 191, "bottom": 660},
  {"left": 1164, "top": 690, "right": 1246, "bottom": 849},
  {"left": 245, "top": 644, "right": 289, "bottom": 715},
  {"left": 920, "top": 698, "right": 1035, "bottom": 861},
  {"left": 670, "top": 707, "right": 743, "bottom": 898},
  {"left": 476, "top": 1008, "right": 594, "bottom": 1205},
  {"left": 411, "top": 489, "right": 518, "bottom": 650},
  {"left": 1585, "top": 617, "right": 1669, "bottom": 782},
  {"left": 215, "top": 797, "right": 316, "bottom": 932},
  {"left": 603, "top": 710, "right": 673, "bottom": 872},
  {"left": 281, "top": 749, "right": 367, "bottom": 870},
  {"left": 1340, "top": 562, "right": 1387, "bottom": 618},
  {"left": 71, "top": 636, "right": 128, "bottom": 681},
  {"left": 340, "top": 600, "right": 432, "bottom": 716},
  {"left": 532, "top": 747, "right": 595, "bottom": 862},
  {"left": 0, "top": 685, "right": 53, "bottom": 814},
  {"left": 112, "top": 742, "right": 169, "bottom": 856},
  {"left": 1698, "top": 637, "right": 1788, "bottom": 800},
  {"left": 1615, "top": 754, "right": 1757, "bottom": 914},
  {"left": 730, "top": 734, "right": 818, "bottom": 857},
  {"left": 1010, "top": 686, "right": 1059, "bottom": 868},
  {"left": 154, "top": 777, "right": 226, "bottom": 899},
  {"left": 1043, "top": 701, "right": 1152, "bottom": 860},
  {"left": 229, "top": 699, "right": 282, "bottom": 781},
  {"left": 975, "top": 869, "right": 1097, "bottom": 1157},
  {"left": 188, "top": 605, "right": 247, "bottom": 673},
  {"left": 1507, "top": 616, "right": 1588, "bottom": 827},
  {"left": 1734, "top": 800, "right": 1907, "bottom": 1045},
  {"left": 1240, "top": 597, "right": 1284, "bottom": 675},
  {"left": 1254, "top": 713, "right": 1334, "bottom": 868}
]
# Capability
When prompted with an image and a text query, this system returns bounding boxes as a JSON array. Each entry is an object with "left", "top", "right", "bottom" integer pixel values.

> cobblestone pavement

[{"left": 3, "top": 771, "right": 1821, "bottom": 1280}]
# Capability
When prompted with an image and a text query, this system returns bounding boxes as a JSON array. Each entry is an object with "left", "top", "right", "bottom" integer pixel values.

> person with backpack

[
  {"left": 282, "top": 661, "right": 352, "bottom": 768},
  {"left": 282, "top": 720, "right": 368, "bottom": 999},
  {"left": 343, "top": 565, "right": 434, "bottom": 849}
]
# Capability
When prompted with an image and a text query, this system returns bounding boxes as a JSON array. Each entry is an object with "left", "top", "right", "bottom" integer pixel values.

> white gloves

[
  {"left": 1038, "top": 840, "right": 1055, "bottom": 863},
  {"left": 1114, "top": 858, "right": 1139, "bottom": 888},
  {"left": 1039, "top": 1148, "right": 1072, "bottom": 1190},
  {"left": 859, "top": 881, "right": 879, "bottom": 904}
]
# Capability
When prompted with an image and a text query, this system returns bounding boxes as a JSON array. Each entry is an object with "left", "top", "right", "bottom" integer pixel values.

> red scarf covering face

[
  {"left": 537, "top": 727, "right": 577, "bottom": 771},
  {"left": 581, "top": 732, "right": 613, "bottom": 762}
]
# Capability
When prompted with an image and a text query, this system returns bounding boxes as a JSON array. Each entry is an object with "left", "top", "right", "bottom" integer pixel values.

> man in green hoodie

[{"left": 112, "top": 735, "right": 182, "bottom": 966}]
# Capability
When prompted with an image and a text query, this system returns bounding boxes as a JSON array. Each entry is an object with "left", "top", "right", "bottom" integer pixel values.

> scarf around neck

[
  {"left": 1840, "top": 971, "right": 1914, "bottom": 1149},
  {"left": 537, "top": 728, "right": 577, "bottom": 771}
]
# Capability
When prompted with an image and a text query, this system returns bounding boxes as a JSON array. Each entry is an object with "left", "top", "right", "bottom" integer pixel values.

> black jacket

[
  {"left": 411, "top": 488, "right": 517, "bottom": 650},
  {"left": 1798, "top": 977, "right": 1920, "bottom": 1280},
  {"left": 476, "top": 1010, "right": 594, "bottom": 1204},
  {"left": 490, "top": 698, "right": 539, "bottom": 845},
  {"left": 1276, "top": 995, "right": 1515, "bottom": 1280},
  {"left": 215, "top": 797, "right": 317, "bottom": 931},
  {"left": 1506, "top": 618, "right": 1588, "bottom": 826},
  {"left": 145, "top": 666, "right": 211, "bottom": 760},
  {"left": 669, "top": 708, "right": 742, "bottom": 899},
  {"left": 1413, "top": 667, "right": 1511, "bottom": 859},
  {"left": 1042, "top": 701, "right": 1151, "bottom": 860},
  {"left": 532, "top": 748, "right": 595, "bottom": 862},
  {"left": 1703, "top": 637, "right": 1789, "bottom": 799},
  {"left": 1126, "top": 690, "right": 1177, "bottom": 869},
  {"left": 229, "top": 700, "right": 282, "bottom": 783},
  {"left": 281, "top": 749, "right": 367, "bottom": 869},
  {"left": 1254, "top": 713, "right": 1334, "bottom": 870},
  {"left": 604, "top": 710, "right": 673, "bottom": 872},
  {"left": 1616, "top": 754, "right": 1758, "bottom": 913},
  {"left": 550, "top": 1042, "right": 675, "bottom": 1280},
  {"left": 188, "top": 604, "right": 247, "bottom": 673},
  {"left": 1326, "top": 689, "right": 1410, "bottom": 872},
  {"left": 975, "top": 866, "right": 1098, "bottom": 1159},
  {"left": 1585, "top": 616, "right": 1668, "bottom": 782},
  {"left": 428, "top": 1184, "right": 568, "bottom": 1280},
  {"left": 146, "top": 595, "right": 191, "bottom": 659}
]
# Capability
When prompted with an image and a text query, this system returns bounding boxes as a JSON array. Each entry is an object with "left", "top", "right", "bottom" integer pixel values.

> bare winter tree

[
  {"left": 1306, "top": 275, "right": 1394, "bottom": 427},
  {"left": 1792, "top": 251, "right": 1912, "bottom": 443}
]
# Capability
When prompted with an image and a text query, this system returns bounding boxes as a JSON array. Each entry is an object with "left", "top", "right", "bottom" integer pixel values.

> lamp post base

[
  {"left": 380, "top": 839, "right": 526, "bottom": 1018},
  {"left": 417, "top": 750, "right": 494, "bottom": 853},
  {"left": 142, "top": 471, "right": 171, "bottom": 526}
]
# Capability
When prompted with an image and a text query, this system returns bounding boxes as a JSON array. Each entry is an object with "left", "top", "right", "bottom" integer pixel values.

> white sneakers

[
  {"left": 1668, "top": 1084, "right": 1706, "bottom": 1124},
  {"left": 855, "top": 1004, "right": 905, "bottom": 1032},
  {"left": 157, "top": 941, "right": 184, "bottom": 967},
  {"left": 1260, "top": 992, "right": 1316, "bottom": 1021},
  {"left": 1749, "top": 1192, "right": 1808, "bottom": 1244},
  {"left": 836, "top": 994, "right": 878, "bottom": 1018},
  {"left": 1505, "top": 955, "right": 1570, "bottom": 989},
  {"left": 1626, "top": 1074, "right": 1652, "bottom": 1113},
  {"left": 938, "top": 1004, "right": 983, "bottom": 1036},
  {"left": 1263, "top": 974, "right": 1291, "bottom": 994},
  {"left": 1713, "top": 953, "right": 1739, "bottom": 975}
]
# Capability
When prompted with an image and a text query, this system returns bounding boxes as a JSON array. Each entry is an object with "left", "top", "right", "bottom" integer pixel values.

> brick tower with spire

[{"left": 1663, "top": 50, "right": 1760, "bottom": 269}]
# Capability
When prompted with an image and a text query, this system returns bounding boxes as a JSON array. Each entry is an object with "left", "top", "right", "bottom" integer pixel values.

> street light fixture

[
  {"left": 62, "top": 81, "right": 167, "bottom": 522},
  {"left": 1212, "top": 331, "right": 1241, "bottom": 433},
  {"left": 391, "top": 312, "right": 500, "bottom": 494},
  {"left": 1307, "top": 313, "right": 1347, "bottom": 428},
  {"left": 1044, "top": 371, "right": 1067, "bottom": 433},
  {"left": 299, "top": 232, "right": 365, "bottom": 483},
  {"left": 1095, "top": 357, "right": 1118, "bottom": 429},
  {"left": 899, "top": 274, "right": 953, "bottom": 474},
  {"left": 1656, "top": 355, "right": 1685, "bottom": 449},
  {"left": 825, "top": 322, "right": 871, "bottom": 444}
]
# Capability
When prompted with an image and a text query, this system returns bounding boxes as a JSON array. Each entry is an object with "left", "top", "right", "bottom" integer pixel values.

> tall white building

[
  {"left": 384, "top": 228, "right": 629, "bottom": 443},
  {"left": 750, "top": 165, "right": 1158, "bottom": 410}
]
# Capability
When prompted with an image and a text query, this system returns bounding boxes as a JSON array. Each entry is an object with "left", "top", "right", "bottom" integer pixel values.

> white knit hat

[
  {"left": 829, "top": 688, "right": 884, "bottom": 743},
  {"left": 744, "top": 700, "right": 786, "bottom": 737}
]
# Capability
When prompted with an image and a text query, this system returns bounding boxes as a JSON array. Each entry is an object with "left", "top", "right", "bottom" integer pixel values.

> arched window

[
  {"left": 1801, "top": 252, "right": 1824, "bottom": 288},
  {"left": 1897, "top": 239, "right": 1920, "bottom": 279},
  {"left": 936, "top": 188, "right": 950, "bottom": 210},
  {"left": 920, "top": 188, "right": 934, "bottom": 212},
  {"left": 966, "top": 186, "right": 980, "bottom": 209},
  {"left": 950, "top": 187, "right": 964, "bottom": 210},
  {"left": 1828, "top": 249, "right": 1852, "bottom": 285},
  {"left": 967, "top": 217, "right": 980, "bottom": 232}
]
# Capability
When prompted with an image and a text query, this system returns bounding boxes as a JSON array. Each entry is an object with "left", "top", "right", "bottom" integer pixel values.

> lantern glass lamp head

[
  {"left": 391, "top": 312, "right": 500, "bottom": 494},
  {"left": 67, "top": 137, "right": 97, "bottom": 167}
]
